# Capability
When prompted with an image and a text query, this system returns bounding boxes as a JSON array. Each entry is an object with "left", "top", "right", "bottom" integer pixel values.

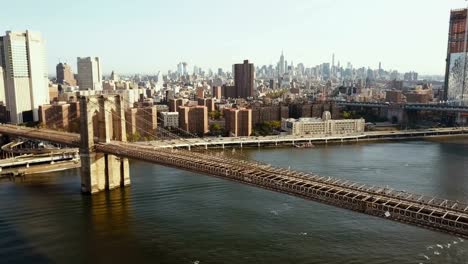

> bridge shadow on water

[{"left": 0, "top": 170, "right": 160, "bottom": 264}]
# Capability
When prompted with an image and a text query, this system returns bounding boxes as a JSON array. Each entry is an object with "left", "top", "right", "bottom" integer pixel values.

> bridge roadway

[
  {"left": 0, "top": 124, "right": 80, "bottom": 146},
  {"left": 98, "top": 141, "right": 468, "bottom": 238},
  {"left": 0, "top": 152, "right": 79, "bottom": 169},
  {"left": 0, "top": 124, "right": 467, "bottom": 238},
  {"left": 335, "top": 101, "right": 468, "bottom": 113},
  {"left": 142, "top": 127, "right": 467, "bottom": 149}
]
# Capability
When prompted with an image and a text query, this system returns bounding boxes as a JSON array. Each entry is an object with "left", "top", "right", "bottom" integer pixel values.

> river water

[{"left": 0, "top": 138, "right": 467, "bottom": 264}]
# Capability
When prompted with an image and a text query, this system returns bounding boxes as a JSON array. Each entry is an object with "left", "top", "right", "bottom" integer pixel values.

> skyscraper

[
  {"left": 77, "top": 57, "right": 102, "bottom": 91},
  {"left": 444, "top": 8, "right": 468, "bottom": 105},
  {"left": 0, "top": 67, "right": 5, "bottom": 103},
  {"left": 279, "top": 51, "right": 285, "bottom": 76},
  {"left": 0, "top": 31, "right": 49, "bottom": 123},
  {"left": 233, "top": 60, "right": 255, "bottom": 99},
  {"left": 56, "top": 62, "right": 76, "bottom": 86}
]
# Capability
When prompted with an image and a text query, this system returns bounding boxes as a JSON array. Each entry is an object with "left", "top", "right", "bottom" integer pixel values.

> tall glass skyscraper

[
  {"left": 444, "top": 8, "right": 468, "bottom": 106},
  {"left": 0, "top": 31, "right": 49, "bottom": 123}
]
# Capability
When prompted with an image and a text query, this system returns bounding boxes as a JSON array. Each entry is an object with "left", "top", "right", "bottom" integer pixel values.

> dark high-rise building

[
  {"left": 233, "top": 60, "right": 255, "bottom": 99},
  {"left": 212, "top": 86, "right": 222, "bottom": 99},
  {"left": 56, "top": 63, "right": 77, "bottom": 86},
  {"left": 444, "top": 8, "right": 468, "bottom": 105},
  {"left": 222, "top": 85, "right": 237, "bottom": 99}
]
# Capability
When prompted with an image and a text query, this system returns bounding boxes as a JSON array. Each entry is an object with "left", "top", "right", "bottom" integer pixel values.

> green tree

[
  {"left": 209, "top": 111, "right": 222, "bottom": 120},
  {"left": 127, "top": 131, "right": 141, "bottom": 142},
  {"left": 343, "top": 111, "right": 352, "bottom": 119},
  {"left": 210, "top": 123, "right": 221, "bottom": 131}
]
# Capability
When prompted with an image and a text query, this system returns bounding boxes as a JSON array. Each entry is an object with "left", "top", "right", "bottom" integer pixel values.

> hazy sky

[{"left": 2, "top": 0, "right": 467, "bottom": 75}]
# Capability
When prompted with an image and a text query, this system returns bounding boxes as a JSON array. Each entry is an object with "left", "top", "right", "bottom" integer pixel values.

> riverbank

[
  {"left": 0, "top": 159, "right": 80, "bottom": 179},
  {"left": 141, "top": 127, "right": 468, "bottom": 150}
]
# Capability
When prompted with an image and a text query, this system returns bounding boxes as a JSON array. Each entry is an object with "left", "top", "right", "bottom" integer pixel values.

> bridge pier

[{"left": 80, "top": 95, "right": 130, "bottom": 194}]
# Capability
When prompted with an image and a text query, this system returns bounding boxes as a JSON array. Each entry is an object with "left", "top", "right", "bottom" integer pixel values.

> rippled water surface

[{"left": 0, "top": 138, "right": 467, "bottom": 264}]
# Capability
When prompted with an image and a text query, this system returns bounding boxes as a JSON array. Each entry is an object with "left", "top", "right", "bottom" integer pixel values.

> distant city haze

[{"left": 2, "top": 0, "right": 467, "bottom": 75}]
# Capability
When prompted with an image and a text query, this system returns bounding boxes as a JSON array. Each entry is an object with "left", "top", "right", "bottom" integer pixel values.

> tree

[
  {"left": 209, "top": 123, "right": 223, "bottom": 136},
  {"left": 209, "top": 111, "right": 222, "bottom": 120},
  {"left": 253, "top": 120, "right": 282, "bottom": 136},
  {"left": 343, "top": 111, "right": 352, "bottom": 119},
  {"left": 210, "top": 123, "right": 221, "bottom": 131},
  {"left": 127, "top": 132, "right": 141, "bottom": 142}
]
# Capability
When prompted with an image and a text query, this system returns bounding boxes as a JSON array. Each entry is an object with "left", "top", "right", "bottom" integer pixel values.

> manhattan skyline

[{"left": 3, "top": 0, "right": 467, "bottom": 75}]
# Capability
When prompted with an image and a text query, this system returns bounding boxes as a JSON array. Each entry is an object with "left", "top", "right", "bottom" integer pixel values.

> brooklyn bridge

[{"left": 0, "top": 95, "right": 466, "bottom": 239}]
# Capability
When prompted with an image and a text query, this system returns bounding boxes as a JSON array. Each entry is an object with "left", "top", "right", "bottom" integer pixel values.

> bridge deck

[
  {"left": 0, "top": 124, "right": 467, "bottom": 238},
  {"left": 97, "top": 142, "right": 468, "bottom": 239},
  {"left": 0, "top": 125, "right": 80, "bottom": 146}
]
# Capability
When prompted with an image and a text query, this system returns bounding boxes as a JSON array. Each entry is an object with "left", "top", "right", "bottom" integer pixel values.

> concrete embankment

[{"left": 0, "top": 159, "right": 80, "bottom": 179}]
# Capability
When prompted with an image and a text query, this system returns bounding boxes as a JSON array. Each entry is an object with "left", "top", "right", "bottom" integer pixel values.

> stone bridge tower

[{"left": 79, "top": 95, "right": 130, "bottom": 194}]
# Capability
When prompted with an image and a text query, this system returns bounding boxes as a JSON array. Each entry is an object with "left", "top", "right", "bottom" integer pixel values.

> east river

[{"left": 0, "top": 138, "right": 467, "bottom": 264}]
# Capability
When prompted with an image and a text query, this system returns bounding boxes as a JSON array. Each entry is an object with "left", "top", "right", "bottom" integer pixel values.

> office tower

[
  {"left": 0, "top": 67, "right": 5, "bottom": 103},
  {"left": 110, "top": 70, "right": 119, "bottom": 82},
  {"left": 332, "top": 53, "right": 335, "bottom": 68},
  {"left": 0, "top": 31, "right": 49, "bottom": 123},
  {"left": 279, "top": 51, "right": 285, "bottom": 76},
  {"left": 182, "top": 62, "right": 188, "bottom": 75},
  {"left": 77, "top": 57, "right": 102, "bottom": 91},
  {"left": 322, "top": 63, "right": 331, "bottom": 80},
  {"left": 56, "top": 62, "right": 77, "bottom": 85},
  {"left": 177, "top": 62, "right": 188, "bottom": 76},
  {"left": 233, "top": 59, "right": 255, "bottom": 99},
  {"left": 445, "top": 8, "right": 468, "bottom": 105}
]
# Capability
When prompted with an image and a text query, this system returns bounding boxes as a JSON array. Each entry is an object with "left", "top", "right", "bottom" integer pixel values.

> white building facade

[
  {"left": 160, "top": 112, "right": 179, "bottom": 128},
  {"left": 77, "top": 57, "right": 102, "bottom": 91},
  {"left": 0, "top": 31, "right": 49, "bottom": 123},
  {"left": 281, "top": 111, "right": 365, "bottom": 136}
]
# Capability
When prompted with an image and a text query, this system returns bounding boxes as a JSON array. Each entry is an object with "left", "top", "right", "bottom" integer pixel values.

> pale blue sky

[{"left": 2, "top": 0, "right": 467, "bottom": 75}]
